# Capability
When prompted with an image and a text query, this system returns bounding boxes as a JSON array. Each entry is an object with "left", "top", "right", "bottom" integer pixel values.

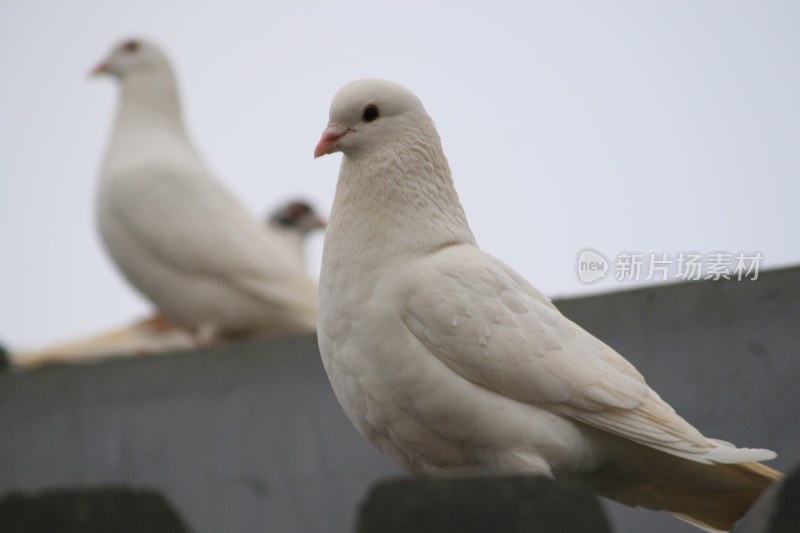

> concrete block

[
  {"left": 357, "top": 476, "right": 611, "bottom": 533},
  {"left": 0, "top": 335, "right": 400, "bottom": 533},
  {"left": 0, "top": 486, "right": 191, "bottom": 533}
]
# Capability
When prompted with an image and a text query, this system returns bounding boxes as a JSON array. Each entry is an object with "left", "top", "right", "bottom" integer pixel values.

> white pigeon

[
  {"left": 265, "top": 199, "right": 326, "bottom": 272},
  {"left": 11, "top": 200, "right": 326, "bottom": 370},
  {"left": 314, "top": 79, "right": 780, "bottom": 531},
  {"left": 92, "top": 38, "right": 318, "bottom": 341}
]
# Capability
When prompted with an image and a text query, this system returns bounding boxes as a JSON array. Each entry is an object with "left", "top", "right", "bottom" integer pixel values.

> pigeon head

[
  {"left": 316, "top": 79, "right": 474, "bottom": 256},
  {"left": 314, "top": 79, "right": 431, "bottom": 159},
  {"left": 92, "top": 38, "right": 185, "bottom": 131},
  {"left": 90, "top": 38, "right": 172, "bottom": 80},
  {"left": 269, "top": 200, "right": 326, "bottom": 235}
]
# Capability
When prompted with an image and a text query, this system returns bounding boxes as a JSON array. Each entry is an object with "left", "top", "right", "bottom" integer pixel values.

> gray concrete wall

[
  {"left": 1, "top": 266, "right": 798, "bottom": 533},
  {"left": 0, "top": 336, "right": 401, "bottom": 533},
  {"left": 556, "top": 267, "right": 800, "bottom": 532}
]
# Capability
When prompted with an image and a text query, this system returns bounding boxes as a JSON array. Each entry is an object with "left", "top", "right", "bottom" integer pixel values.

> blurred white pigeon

[
  {"left": 314, "top": 79, "right": 780, "bottom": 532},
  {"left": 266, "top": 199, "right": 326, "bottom": 272},
  {"left": 11, "top": 200, "right": 326, "bottom": 370},
  {"left": 92, "top": 38, "right": 318, "bottom": 341}
]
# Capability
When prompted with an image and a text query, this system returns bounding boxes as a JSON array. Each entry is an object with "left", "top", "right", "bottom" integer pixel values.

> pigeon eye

[
  {"left": 362, "top": 105, "right": 380, "bottom": 123},
  {"left": 123, "top": 40, "right": 140, "bottom": 53},
  {"left": 289, "top": 203, "right": 310, "bottom": 218}
]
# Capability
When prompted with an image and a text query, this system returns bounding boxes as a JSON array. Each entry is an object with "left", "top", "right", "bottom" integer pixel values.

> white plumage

[
  {"left": 93, "top": 39, "right": 317, "bottom": 340},
  {"left": 315, "top": 79, "right": 779, "bottom": 531},
  {"left": 12, "top": 200, "right": 325, "bottom": 369}
]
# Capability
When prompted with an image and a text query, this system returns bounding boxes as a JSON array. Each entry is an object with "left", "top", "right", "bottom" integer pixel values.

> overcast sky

[{"left": 1, "top": 1, "right": 798, "bottom": 349}]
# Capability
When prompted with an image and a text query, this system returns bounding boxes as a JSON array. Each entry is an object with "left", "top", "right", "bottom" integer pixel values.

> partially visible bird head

[
  {"left": 90, "top": 38, "right": 171, "bottom": 80},
  {"left": 314, "top": 79, "right": 430, "bottom": 159},
  {"left": 269, "top": 201, "right": 326, "bottom": 235}
]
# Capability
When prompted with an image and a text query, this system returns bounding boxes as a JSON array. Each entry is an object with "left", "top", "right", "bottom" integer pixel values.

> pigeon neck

[
  {"left": 268, "top": 224, "right": 307, "bottom": 271},
  {"left": 113, "top": 72, "right": 188, "bottom": 138},
  {"left": 327, "top": 125, "right": 477, "bottom": 272}
]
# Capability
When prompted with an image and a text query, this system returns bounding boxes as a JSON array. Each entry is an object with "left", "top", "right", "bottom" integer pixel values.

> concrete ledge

[
  {"left": 357, "top": 476, "right": 611, "bottom": 533},
  {"left": 0, "top": 335, "right": 400, "bottom": 533},
  {"left": 0, "top": 486, "right": 191, "bottom": 533}
]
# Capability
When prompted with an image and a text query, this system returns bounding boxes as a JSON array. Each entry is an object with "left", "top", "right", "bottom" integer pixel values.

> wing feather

[
  {"left": 400, "top": 245, "right": 770, "bottom": 464},
  {"left": 106, "top": 159, "right": 314, "bottom": 311}
]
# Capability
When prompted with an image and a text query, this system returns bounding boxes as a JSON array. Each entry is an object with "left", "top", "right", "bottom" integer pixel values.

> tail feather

[
  {"left": 736, "top": 461, "right": 783, "bottom": 481},
  {"left": 587, "top": 443, "right": 781, "bottom": 531}
]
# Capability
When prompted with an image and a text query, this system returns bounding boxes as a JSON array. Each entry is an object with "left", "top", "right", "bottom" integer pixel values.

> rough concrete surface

[
  {"left": 357, "top": 476, "right": 611, "bottom": 533},
  {"left": 0, "top": 485, "right": 192, "bottom": 533},
  {"left": 1, "top": 266, "right": 798, "bottom": 533},
  {"left": 0, "top": 336, "right": 400, "bottom": 533}
]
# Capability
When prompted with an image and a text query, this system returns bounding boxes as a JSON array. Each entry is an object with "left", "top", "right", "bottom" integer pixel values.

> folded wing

[{"left": 401, "top": 244, "right": 775, "bottom": 465}]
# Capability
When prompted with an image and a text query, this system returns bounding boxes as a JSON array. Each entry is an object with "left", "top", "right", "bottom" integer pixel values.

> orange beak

[{"left": 314, "top": 124, "right": 350, "bottom": 158}]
